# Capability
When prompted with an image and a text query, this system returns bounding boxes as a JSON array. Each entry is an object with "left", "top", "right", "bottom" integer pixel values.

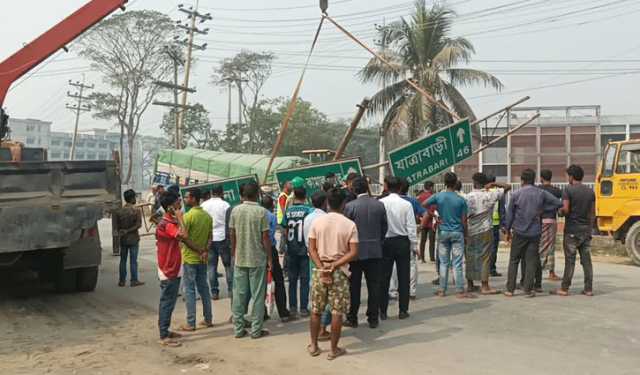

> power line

[
  {"left": 468, "top": 70, "right": 640, "bottom": 100},
  {"left": 199, "top": 0, "right": 354, "bottom": 12}
]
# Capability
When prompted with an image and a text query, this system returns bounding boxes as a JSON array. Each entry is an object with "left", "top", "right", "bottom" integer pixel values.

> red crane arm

[{"left": 0, "top": 0, "right": 128, "bottom": 107}]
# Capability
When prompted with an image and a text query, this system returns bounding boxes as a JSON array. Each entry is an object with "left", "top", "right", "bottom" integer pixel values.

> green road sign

[
  {"left": 275, "top": 158, "right": 363, "bottom": 197},
  {"left": 180, "top": 174, "right": 259, "bottom": 209},
  {"left": 388, "top": 118, "right": 473, "bottom": 185}
]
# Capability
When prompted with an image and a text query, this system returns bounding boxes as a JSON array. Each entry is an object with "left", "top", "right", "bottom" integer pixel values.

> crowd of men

[{"left": 114, "top": 164, "right": 596, "bottom": 360}]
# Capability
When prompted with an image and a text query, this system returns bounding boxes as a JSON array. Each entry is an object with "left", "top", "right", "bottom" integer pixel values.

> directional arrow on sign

[{"left": 456, "top": 128, "right": 466, "bottom": 143}]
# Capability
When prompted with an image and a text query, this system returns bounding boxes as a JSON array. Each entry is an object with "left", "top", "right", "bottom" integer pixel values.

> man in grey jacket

[{"left": 344, "top": 176, "right": 388, "bottom": 329}]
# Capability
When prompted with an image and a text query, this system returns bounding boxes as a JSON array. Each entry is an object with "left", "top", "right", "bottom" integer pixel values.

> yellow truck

[{"left": 596, "top": 140, "right": 640, "bottom": 265}]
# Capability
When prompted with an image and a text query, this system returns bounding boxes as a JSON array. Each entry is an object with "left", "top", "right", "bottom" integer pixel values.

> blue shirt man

[{"left": 425, "top": 173, "right": 469, "bottom": 297}]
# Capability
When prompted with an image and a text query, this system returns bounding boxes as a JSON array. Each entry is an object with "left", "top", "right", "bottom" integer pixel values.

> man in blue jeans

[
  {"left": 156, "top": 191, "right": 186, "bottom": 347},
  {"left": 115, "top": 189, "right": 144, "bottom": 287},
  {"left": 179, "top": 188, "right": 214, "bottom": 331},
  {"left": 201, "top": 185, "right": 232, "bottom": 300},
  {"left": 426, "top": 172, "right": 470, "bottom": 298},
  {"left": 283, "top": 185, "right": 314, "bottom": 318}
]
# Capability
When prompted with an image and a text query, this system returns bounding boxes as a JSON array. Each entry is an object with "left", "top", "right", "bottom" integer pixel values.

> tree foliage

[
  {"left": 160, "top": 104, "right": 220, "bottom": 150},
  {"left": 212, "top": 51, "right": 275, "bottom": 153},
  {"left": 78, "top": 10, "right": 176, "bottom": 184},
  {"left": 360, "top": 1, "right": 502, "bottom": 141},
  {"left": 221, "top": 97, "right": 379, "bottom": 165}
]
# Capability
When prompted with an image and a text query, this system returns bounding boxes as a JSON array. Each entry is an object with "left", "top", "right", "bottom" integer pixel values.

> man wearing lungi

[{"left": 464, "top": 173, "right": 511, "bottom": 295}]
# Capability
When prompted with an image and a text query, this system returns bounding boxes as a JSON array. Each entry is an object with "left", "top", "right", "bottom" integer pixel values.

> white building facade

[{"left": 6, "top": 118, "right": 163, "bottom": 191}]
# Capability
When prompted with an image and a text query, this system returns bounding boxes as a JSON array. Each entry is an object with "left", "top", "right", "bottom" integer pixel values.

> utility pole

[
  {"left": 66, "top": 76, "right": 93, "bottom": 160},
  {"left": 375, "top": 18, "right": 387, "bottom": 183},
  {"left": 226, "top": 79, "right": 232, "bottom": 127},
  {"left": 238, "top": 74, "right": 243, "bottom": 126},
  {"left": 153, "top": 45, "right": 192, "bottom": 149},
  {"left": 174, "top": 2, "right": 211, "bottom": 149}
]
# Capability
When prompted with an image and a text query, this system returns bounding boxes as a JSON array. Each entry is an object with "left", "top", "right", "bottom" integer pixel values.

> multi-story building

[
  {"left": 5, "top": 117, "right": 166, "bottom": 191},
  {"left": 456, "top": 105, "right": 640, "bottom": 183},
  {"left": 6, "top": 118, "right": 51, "bottom": 148}
]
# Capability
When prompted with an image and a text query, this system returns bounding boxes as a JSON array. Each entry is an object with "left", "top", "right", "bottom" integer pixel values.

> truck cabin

[{"left": 597, "top": 140, "right": 640, "bottom": 235}]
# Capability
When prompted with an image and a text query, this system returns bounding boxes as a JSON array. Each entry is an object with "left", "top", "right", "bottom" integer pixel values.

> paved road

[{"left": 1, "top": 220, "right": 639, "bottom": 374}]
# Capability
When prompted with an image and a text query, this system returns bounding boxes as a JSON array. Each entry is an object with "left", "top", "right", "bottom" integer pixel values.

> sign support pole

[{"left": 334, "top": 98, "right": 370, "bottom": 161}]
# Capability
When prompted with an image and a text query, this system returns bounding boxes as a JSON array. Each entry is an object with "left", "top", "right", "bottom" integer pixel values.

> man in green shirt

[
  {"left": 179, "top": 188, "right": 214, "bottom": 332},
  {"left": 229, "top": 182, "right": 273, "bottom": 339}
]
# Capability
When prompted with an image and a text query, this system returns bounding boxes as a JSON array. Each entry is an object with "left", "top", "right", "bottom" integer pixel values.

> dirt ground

[{"left": 1, "top": 221, "right": 639, "bottom": 375}]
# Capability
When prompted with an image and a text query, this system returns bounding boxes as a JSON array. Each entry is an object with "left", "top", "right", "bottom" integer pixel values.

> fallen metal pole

[
  {"left": 473, "top": 114, "right": 540, "bottom": 154},
  {"left": 322, "top": 13, "right": 460, "bottom": 122},
  {"left": 471, "top": 96, "right": 530, "bottom": 127},
  {"left": 363, "top": 160, "right": 390, "bottom": 170},
  {"left": 334, "top": 97, "right": 370, "bottom": 161}
]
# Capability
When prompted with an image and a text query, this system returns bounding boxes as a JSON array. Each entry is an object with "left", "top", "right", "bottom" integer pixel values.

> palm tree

[{"left": 360, "top": 1, "right": 503, "bottom": 141}]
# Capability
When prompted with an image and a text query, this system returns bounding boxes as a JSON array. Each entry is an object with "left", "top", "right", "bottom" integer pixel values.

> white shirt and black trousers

[
  {"left": 344, "top": 194, "right": 388, "bottom": 326},
  {"left": 379, "top": 193, "right": 418, "bottom": 317}
]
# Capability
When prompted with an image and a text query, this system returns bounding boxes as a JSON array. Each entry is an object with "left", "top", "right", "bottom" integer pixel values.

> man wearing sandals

[
  {"left": 229, "top": 182, "right": 273, "bottom": 339},
  {"left": 463, "top": 173, "right": 511, "bottom": 295},
  {"left": 179, "top": 188, "right": 214, "bottom": 332},
  {"left": 307, "top": 189, "right": 359, "bottom": 360},
  {"left": 156, "top": 192, "right": 189, "bottom": 347},
  {"left": 552, "top": 165, "right": 595, "bottom": 297}
]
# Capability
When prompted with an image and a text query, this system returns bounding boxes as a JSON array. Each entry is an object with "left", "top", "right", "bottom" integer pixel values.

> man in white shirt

[
  {"left": 201, "top": 185, "right": 231, "bottom": 300},
  {"left": 379, "top": 176, "right": 417, "bottom": 320}
]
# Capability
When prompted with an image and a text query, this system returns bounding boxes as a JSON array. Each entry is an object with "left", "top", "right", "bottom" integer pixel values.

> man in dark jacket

[
  {"left": 115, "top": 189, "right": 144, "bottom": 287},
  {"left": 344, "top": 177, "right": 388, "bottom": 328}
]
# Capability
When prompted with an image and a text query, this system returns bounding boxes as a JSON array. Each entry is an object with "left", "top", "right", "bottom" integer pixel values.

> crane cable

[
  {"left": 321, "top": 13, "right": 461, "bottom": 122},
  {"left": 263, "top": 16, "right": 326, "bottom": 183}
]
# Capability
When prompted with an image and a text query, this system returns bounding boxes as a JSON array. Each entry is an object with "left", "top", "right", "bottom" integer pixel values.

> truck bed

[{"left": 0, "top": 160, "right": 120, "bottom": 253}]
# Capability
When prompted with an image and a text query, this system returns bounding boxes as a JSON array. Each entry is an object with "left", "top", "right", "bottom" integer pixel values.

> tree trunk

[
  {"left": 378, "top": 126, "right": 386, "bottom": 185},
  {"left": 123, "top": 134, "right": 134, "bottom": 186},
  {"left": 119, "top": 121, "right": 124, "bottom": 181}
]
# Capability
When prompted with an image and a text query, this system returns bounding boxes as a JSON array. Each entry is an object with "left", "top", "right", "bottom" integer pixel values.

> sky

[{"left": 1, "top": 0, "right": 640, "bottom": 136}]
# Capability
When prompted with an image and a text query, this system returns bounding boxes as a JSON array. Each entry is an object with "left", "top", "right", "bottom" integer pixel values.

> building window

[
  {"left": 86, "top": 153, "right": 97, "bottom": 160},
  {"left": 87, "top": 142, "right": 96, "bottom": 148},
  {"left": 98, "top": 153, "right": 108, "bottom": 159},
  {"left": 571, "top": 133, "right": 596, "bottom": 154},
  {"left": 63, "top": 152, "right": 69, "bottom": 159},
  {"left": 50, "top": 152, "right": 61, "bottom": 159},
  {"left": 77, "top": 141, "right": 85, "bottom": 148},
  {"left": 26, "top": 125, "right": 35, "bottom": 132},
  {"left": 26, "top": 137, "right": 36, "bottom": 145},
  {"left": 483, "top": 148, "right": 508, "bottom": 164},
  {"left": 76, "top": 153, "right": 85, "bottom": 160},
  {"left": 51, "top": 139, "right": 61, "bottom": 146},
  {"left": 602, "top": 125, "right": 627, "bottom": 134},
  {"left": 64, "top": 141, "right": 72, "bottom": 147},
  {"left": 483, "top": 165, "right": 508, "bottom": 178},
  {"left": 99, "top": 143, "right": 108, "bottom": 149}
]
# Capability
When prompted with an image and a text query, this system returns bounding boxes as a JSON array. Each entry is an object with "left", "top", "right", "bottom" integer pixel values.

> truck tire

[
  {"left": 625, "top": 221, "right": 640, "bottom": 266},
  {"left": 77, "top": 266, "right": 99, "bottom": 292},
  {"left": 55, "top": 269, "right": 78, "bottom": 293}
]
